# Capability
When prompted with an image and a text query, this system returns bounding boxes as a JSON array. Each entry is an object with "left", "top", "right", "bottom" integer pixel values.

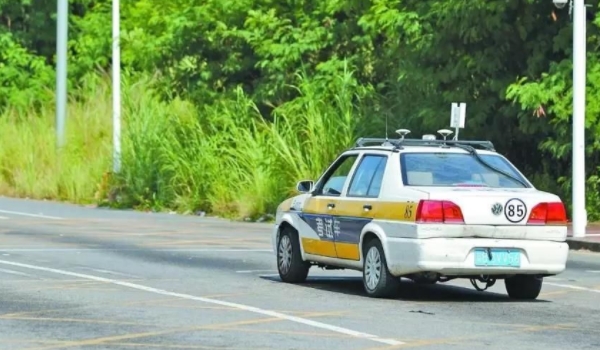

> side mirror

[{"left": 296, "top": 180, "right": 314, "bottom": 193}]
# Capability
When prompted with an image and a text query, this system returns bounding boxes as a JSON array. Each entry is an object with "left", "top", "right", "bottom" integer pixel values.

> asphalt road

[{"left": 0, "top": 196, "right": 599, "bottom": 350}]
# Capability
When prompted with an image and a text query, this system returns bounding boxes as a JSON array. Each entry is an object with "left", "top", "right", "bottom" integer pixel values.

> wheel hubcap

[
  {"left": 278, "top": 235, "right": 292, "bottom": 274},
  {"left": 365, "top": 246, "right": 382, "bottom": 290}
]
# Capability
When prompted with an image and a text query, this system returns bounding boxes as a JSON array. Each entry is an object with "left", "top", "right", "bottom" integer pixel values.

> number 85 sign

[{"left": 504, "top": 198, "right": 527, "bottom": 223}]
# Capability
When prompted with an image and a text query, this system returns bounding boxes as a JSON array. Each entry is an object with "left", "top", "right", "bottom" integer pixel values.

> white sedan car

[{"left": 272, "top": 130, "right": 569, "bottom": 300}]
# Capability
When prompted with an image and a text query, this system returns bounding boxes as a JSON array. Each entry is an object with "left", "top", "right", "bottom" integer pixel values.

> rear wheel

[
  {"left": 362, "top": 238, "right": 399, "bottom": 298},
  {"left": 277, "top": 226, "right": 310, "bottom": 283},
  {"left": 504, "top": 274, "right": 543, "bottom": 300}
]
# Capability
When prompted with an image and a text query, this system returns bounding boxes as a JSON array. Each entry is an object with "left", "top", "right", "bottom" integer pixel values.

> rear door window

[{"left": 347, "top": 155, "right": 387, "bottom": 197}]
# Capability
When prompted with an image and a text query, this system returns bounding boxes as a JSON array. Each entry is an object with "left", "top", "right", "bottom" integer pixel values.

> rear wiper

[{"left": 451, "top": 144, "right": 529, "bottom": 188}]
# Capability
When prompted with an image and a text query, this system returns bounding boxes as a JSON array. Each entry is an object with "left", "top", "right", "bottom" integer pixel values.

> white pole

[
  {"left": 572, "top": 0, "right": 587, "bottom": 237},
  {"left": 56, "top": 0, "right": 68, "bottom": 149},
  {"left": 112, "top": 0, "right": 121, "bottom": 173}
]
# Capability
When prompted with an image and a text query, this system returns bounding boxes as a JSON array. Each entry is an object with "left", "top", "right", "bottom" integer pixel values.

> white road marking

[
  {"left": 0, "top": 216, "right": 7, "bottom": 219},
  {"left": 0, "top": 209, "right": 62, "bottom": 220},
  {"left": 161, "top": 249, "right": 272, "bottom": 253},
  {"left": 0, "top": 259, "right": 404, "bottom": 346},
  {"left": 236, "top": 270, "right": 278, "bottom": 274},
  {"left": 0, "top": 248, "right": 271, "bottom": 253},
  {"left": 587, "top": 270, "right": 600, "bottom": 273},
  {"left": 0, "top": 267, "right": 37, "bottom": 278},
  {"left": 77, "top": 267, "right": 141, "bottom": 278},
  {"left": 545, "top": 282, "right": 600, "bottom": 294}
]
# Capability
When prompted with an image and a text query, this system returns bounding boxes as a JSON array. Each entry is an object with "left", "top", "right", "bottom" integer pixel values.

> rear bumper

[
  {"left": 384, "top": 237, "right": 569, "bottom": 276},
  {"left": 402, "top": 224, "right": 568, "bottom": 241}
]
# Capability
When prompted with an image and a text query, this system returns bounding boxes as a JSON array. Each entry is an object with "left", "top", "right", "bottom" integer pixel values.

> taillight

[
  {"left": 415, "top": 200, "right": 464, "bottom": 224},
  {"left": 527, "top": 202, "right": 567, "bottom": 225}
]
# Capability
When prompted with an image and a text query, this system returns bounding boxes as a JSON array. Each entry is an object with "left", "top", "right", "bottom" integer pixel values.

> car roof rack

[{"left": 354, "top": 137, "right": 496, "bottom": 151}]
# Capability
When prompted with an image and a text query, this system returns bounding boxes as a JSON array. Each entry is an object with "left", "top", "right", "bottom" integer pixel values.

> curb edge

[{"left": 567, "top": 239, "right": 600, "bottom": 253}]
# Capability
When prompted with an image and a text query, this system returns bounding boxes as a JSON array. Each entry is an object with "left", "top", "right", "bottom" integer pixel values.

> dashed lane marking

[
  {"left": 0, "top": 248, "right": 272, "bottom": 253},
  {"left": 0, "top": 267, "right": 38, "bottom": 278},
  {"left": 0, "top": 210, "right": 62, "bottom": 220},
  {"left": 0, "top": 259, "right": 404, "bottom": 346},
  {"left": 75, "top": 267, "right": 141, "bottom": 278},
  {"left": 545, "top": 282, "right": 600, "bottom": 294},
  {"left": 236, "top": 270, "right": 278, "bottom": 274}
]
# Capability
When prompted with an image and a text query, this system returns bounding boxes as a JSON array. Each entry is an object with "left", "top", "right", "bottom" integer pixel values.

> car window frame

[
  {"left": 346, "top": 153, "right": 389, "bottom": 198},
  {"left": 311, "top": 152, "right": 361, "bottom": 197}
]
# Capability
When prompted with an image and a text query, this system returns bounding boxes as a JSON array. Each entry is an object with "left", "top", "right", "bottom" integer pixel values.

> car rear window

[{"left": 399, "top": 152, "right": 530, "bottom": 188}]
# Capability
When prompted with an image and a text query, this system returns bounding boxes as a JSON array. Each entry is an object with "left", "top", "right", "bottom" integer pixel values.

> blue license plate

[{"left": 474, "top": 248, "right": 521, "bottom": 267}]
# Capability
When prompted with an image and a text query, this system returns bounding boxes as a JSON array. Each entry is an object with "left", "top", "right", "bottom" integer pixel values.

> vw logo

[{"left": 491, "top": 203, "right": 503, "bottom": 216}]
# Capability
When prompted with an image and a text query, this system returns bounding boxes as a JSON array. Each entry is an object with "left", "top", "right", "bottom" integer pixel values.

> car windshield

[{"left": 399, "top": 152, "right": 530, "bottom": 188}]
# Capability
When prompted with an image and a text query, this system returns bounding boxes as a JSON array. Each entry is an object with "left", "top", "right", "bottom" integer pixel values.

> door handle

[
  {"left": 363, "top": 204, "right": 372, "bottom": 211},
  {"left": 327, "top": 203, "right": 336, "bottom": 209}
]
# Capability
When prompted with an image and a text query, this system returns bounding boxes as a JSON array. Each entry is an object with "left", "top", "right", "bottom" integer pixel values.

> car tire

[
  {"left": 504, "top": 274, "right": 543, "bottom": 300},
  {"left": 362, "top": 238, "right": 399, "bottom": 298},
  {"left": 277, "top": 226, "right": 310, "bottom": 283}
]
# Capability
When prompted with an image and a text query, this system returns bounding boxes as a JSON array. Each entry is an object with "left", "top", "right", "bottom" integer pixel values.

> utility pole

[
  {"left": 571, "top": 0, "right": 587, "bottom": 237},
  {"left": 56, "top": 0, "right": 68, "bottom": 149},
  {"left": 112, "top": 0, "right": 121, "bottom": 173}
]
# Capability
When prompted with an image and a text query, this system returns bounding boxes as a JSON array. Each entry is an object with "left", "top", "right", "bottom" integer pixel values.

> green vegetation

[{"left": 0, "top": 0, "right": 599, "bottom": 220}]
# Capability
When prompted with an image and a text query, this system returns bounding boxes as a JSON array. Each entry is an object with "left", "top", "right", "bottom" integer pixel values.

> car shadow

[{"left": 259, "top": 275, "right": 551, "bottom": 303}]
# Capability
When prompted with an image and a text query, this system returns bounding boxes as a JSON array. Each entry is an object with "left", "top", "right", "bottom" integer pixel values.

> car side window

[
  {"left": 347, "top": 155, "right": 387, "bottom": 197},
  {"left": 319, "top": 155, "right": 359, "bottom": 196}
]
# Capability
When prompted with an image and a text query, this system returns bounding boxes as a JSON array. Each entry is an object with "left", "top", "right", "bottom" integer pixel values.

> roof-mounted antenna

[
  {"left": 385, "top": 114, "right": 389, "bottom": 141},
  {"left": 437, "top": 129, "right": 453, "bottom": 147},
  {"left": 395, "top": 128, "right": 411, "bottom": 141},
  {"left": 379, "top": 114, "right": 393, "bottom": 147}
]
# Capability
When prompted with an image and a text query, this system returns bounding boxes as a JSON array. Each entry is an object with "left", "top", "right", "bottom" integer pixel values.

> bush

[{"left": 100, "top": 69, "right": 374, "bottom": 219}]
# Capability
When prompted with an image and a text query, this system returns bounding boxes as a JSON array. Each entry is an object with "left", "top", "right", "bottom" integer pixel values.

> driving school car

[{"left": 272, "top": 129, "right": 569, "bottom": 300}]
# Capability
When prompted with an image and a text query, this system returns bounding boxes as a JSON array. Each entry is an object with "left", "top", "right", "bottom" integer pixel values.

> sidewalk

[{"left": 566, "top": 223, "right": 600, "bottom": 252}]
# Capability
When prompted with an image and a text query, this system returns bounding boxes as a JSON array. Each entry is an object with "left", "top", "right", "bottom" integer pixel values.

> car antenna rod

[{"left": 385, "top": 113, "right": 389, "bottom": 142}]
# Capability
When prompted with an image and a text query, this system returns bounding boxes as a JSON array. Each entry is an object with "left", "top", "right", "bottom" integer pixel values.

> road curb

[{"left": 567, "top": 238, "right": 600, "bottom": 253}]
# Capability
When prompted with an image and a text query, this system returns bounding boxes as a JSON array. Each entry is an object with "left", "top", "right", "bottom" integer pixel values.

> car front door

[
  {"left": 334, "top": 153, "right": 388, "bottom": 260},
  {"left": 300, "top": 153, "right": 359, "bottom": 259}
]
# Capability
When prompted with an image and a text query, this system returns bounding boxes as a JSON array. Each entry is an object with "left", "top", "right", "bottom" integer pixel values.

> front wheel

[
  {"left": 362, "top": 239, "right": 400, "bottom": 298},
  {"left": 504, "top": 274, "right": 543, "bottom": 300},
  {"left": 277, "top": 227, "right": 310, "bottom": 283}
]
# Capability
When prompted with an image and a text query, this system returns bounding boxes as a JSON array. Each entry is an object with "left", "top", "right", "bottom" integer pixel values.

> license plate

[{"left": 474, "top": 248, "right": 521, "bottom": 267}]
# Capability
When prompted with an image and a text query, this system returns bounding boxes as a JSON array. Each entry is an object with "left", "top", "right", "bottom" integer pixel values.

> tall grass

[
  {"left": 0, "top": 74, "right": 112, "bottom": 202},
  {"left": 0, "top": 69, "right": 374, "bottom": 219}
]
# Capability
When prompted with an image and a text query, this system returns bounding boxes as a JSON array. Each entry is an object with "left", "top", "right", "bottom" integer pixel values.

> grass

[
  {"left": 0, "top": 69, "right": 372, "bottom": 219},
  {"left": 0, "top": 74, "right": 112, "bottom": 203},
  {"left": 2, "top": 68, "right": 600, "bottom": 222}
]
